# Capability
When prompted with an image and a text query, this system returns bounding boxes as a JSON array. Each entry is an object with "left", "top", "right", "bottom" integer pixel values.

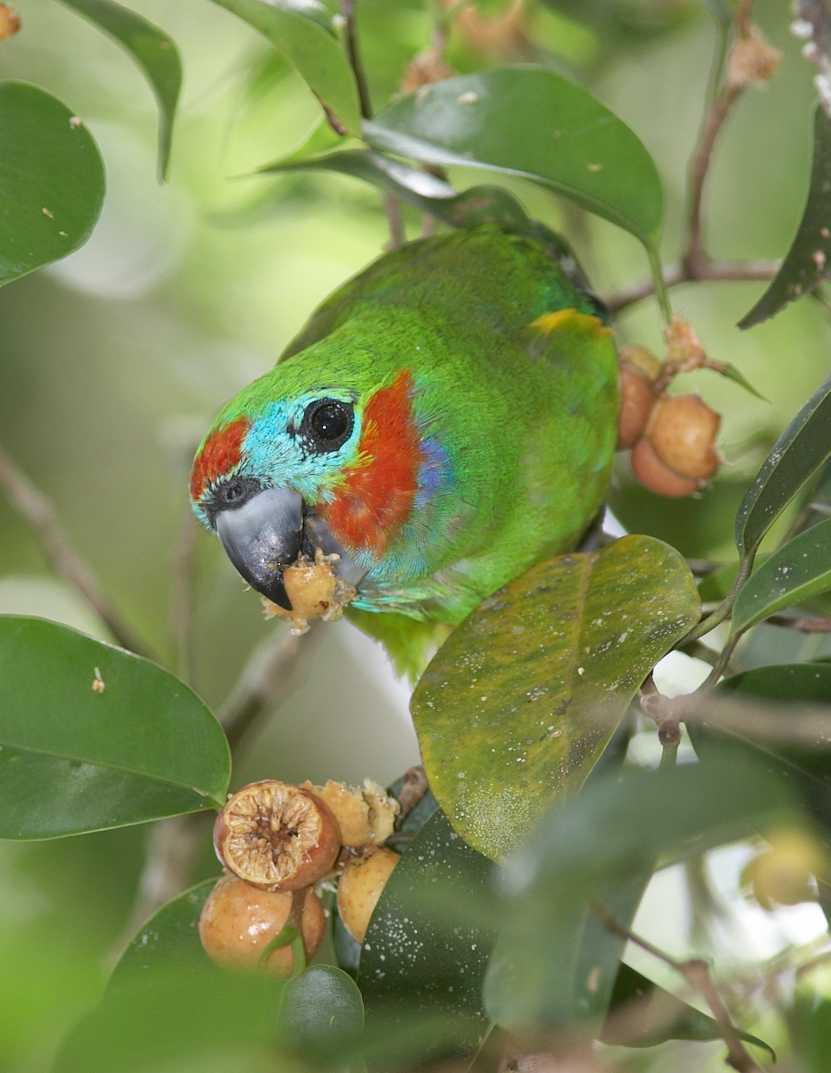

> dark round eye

[{"left": 302, "top": 399, "right": 354, "bottom": 452}]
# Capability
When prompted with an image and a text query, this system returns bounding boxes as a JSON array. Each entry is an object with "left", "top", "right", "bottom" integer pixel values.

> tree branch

[
  {"left": 0, "top": 442, "right": 153, "bottom": 659},
  {"left": 604, "top": 258, "right": 779, "bottom": 314},
  {"left": 593, "top": 902, "right": 763, "bottom": 1072}
]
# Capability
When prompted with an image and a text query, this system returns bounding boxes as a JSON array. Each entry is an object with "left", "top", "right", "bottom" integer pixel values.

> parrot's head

[{"left": 189, "top": 336, "right": 449, "bottom": 612}]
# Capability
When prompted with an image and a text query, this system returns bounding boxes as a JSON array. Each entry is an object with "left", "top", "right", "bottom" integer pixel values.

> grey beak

[{"left": 216, "top": 487, "right": 303, "bottom": 610}]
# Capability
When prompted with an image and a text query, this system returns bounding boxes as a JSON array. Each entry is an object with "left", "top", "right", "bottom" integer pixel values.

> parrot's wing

[{"left": 345, "top": 606, "right": 450, "bottom": 683}]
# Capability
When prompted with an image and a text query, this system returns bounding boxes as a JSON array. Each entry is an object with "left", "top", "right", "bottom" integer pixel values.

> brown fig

[
  {"left": 631, "top": 437, "right": 700, "bottom": 499},
  {"left": 198, "top": 876, "right": 325, "bottom": 977},
  {"left": 647, "top": 394, "right": 720, "bottom": 481},
  {"left": 337, "top": 847, "right": 400, "bottom": 943},
  {"left": 618, "top": 362, "right": 658, "bottom": 450},
  {"left": 214, "top": 780, "right": 341, "bottom": 892}
]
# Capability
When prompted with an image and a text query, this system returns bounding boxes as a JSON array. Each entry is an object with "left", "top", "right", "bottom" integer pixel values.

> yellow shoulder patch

[{"left": 530, "top": 308, "right": 611, "bottom": 338}]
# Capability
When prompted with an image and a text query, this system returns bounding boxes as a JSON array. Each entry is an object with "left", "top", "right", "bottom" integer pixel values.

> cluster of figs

[
  {"left": 200, "top": 778, "right": 401, "bottom": 976},
  {"left": 618, "top": 346, "right": 721, "bottom": 497}
]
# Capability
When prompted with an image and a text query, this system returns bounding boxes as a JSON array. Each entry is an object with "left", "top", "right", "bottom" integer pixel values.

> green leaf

[
  {"left": 0, "top": 82, "right": 104, "bottom": 288},
  {"left": 411, "top": 535, "right": 700, "bottom": 859},
  {"left": 484, "top": 756, "right": 797, "bottom": 1031},
  {"left": 207, "top": 0, "right": 362, "bottom": 135},
  {"left": 0, "top": 616, "right": 230, "bottom": 838},
  {"left": 717, "top": 361, "right": 767, "bottom": 401},
  {"left": 255, "top": 148, "right": 532, "bottom": 230},
  {"left": 55, "top": 961, "right": 283, "bottom": 1073},
  {"left": 358, "top": 810, "right": 496, "bottom": 1056},
  {"left": 602, "top": 963, "right": 773, "bottom": 1055},
  {"left": 56, "top": 0, "right": 182, "bottom": 180},
  {"left": 735, "top": 375, "right": 831, "bottom": 557},
  {"left": 365, "top": 67, "right": 663, "bottom": 244},
  {"left": 283, "top": 965, "right": 365, "bottom": 1064},
  {"left": 739, "top": 107, "right": 831, "bottom": 329},
  {"left": 699, "top": 664, "right": 831, "bottom": 841},
  {"left": 733, "top": 518, "right": 831, "bottom": 634},
  {"left": 110, "top": 879, "right": 216, "bottom": 987}
]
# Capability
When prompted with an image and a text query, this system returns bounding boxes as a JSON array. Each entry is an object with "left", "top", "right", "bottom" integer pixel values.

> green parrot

[{"left": 190, "top": 225, "right": 619, "bottom": 677}]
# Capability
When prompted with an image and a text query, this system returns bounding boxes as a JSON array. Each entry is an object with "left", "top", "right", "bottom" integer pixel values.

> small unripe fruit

[
  {"left": 199, "top": 876, "right": 325, "bottom": 976},
  {"left": 214, "top": 780, "right": 341, "bottom": 892},
  {"left": 337, "top": 847, "right": 400, "bottom": 943},
  {"left": 743, "top": 829, "right": 825, "bottom": 909},
  {"left": 618, "top": 363, "right": 658, "bottom": 450},
  {"left": 646, "top": 394, "right": 720, "bottom": 481},
  {"left": 631, "top": 437, "right": 699, "bottom": 498}
]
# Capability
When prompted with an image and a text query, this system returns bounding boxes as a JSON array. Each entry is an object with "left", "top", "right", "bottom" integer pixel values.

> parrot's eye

[{"left": 301, "top": 399, "right": 354, "bottom": 452}]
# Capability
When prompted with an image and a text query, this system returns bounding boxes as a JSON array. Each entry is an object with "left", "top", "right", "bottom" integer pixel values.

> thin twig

[
  {"left": 383, "top": 192, "right": 406, "bottom": 251},
  {"left": 341, "top": 0, "right": 405, "bottom": 248},
  {"left": 604, "top": 258, "right": 779, "bottom": 314},
  {"left": 341, "top": 0, "right": 372, "bottom": 119},
  {"left": 170, "top": 505, "right": 198, "bottom": 683},
  {"left": 0, "top": 443, "right": 153, "bottom": 658},
  {"left": 219, "top": 627, "right": 311, "bottom": 753},
  {"left": 593, "top": 903, "right": 762, "bottom": 1072},
  {"left": 685, "top": 81, "right": 745, "bottom": 276}
]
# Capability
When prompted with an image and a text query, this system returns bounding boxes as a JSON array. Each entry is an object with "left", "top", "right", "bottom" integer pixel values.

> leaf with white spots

[
  {"left": 733, "top": 517, "right": 831, "bottom": 633},
  {"left": 411, "top": 536, "right": 700, "bottom": 859},
  {"left": 358, "top": 810, "right": 496, "bottom": 1056},
  {"left": 739, "top": 106, "right": 831, "bottom": 329}
]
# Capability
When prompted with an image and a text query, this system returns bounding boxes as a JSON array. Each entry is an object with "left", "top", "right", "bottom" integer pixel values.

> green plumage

[{"left": 193, "top": 225, "right": 619, "bottom": 676}]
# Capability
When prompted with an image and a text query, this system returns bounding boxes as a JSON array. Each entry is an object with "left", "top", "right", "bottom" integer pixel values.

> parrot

[{"left": 189, "top": 224, "right": 619, "bottom": 678}]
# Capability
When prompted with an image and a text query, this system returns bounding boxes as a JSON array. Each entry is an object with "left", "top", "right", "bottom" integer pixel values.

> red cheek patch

[
  {"left": 324, "top": 371, "right": 421, "bottom": 555},
  {"left": 190, "top": 417, "right": 249, "bottom": 501}
]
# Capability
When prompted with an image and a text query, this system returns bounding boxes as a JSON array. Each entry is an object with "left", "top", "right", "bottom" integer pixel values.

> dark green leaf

[
  {"left": 365, "top": 67, "right": 663, "bottom": 243},
  {"left": 110, "top": 879, "right": 215, "bottom": 987},
  {"left": 0, "top": 616, "right": 230, "bottom": 838},
  {"left": 283, "top": 965, "right": 364, "bottom": 1063},
  {"left": 54, "top": 962, "right": 284, "bottom": 1073},
  {"left": 733, "top": 517, "right": 831, "bottom": 633},
  {"left": 695, "top": 664, "right": 831, "bottom": 844},
  {"left": 412, "top": 535, "right": 700, "bottom": 859},
  {"left": 735, "top": 374, "right": 831, "bottom": 557},
  {"left": 484, "top": 757, "right": 797, "bottom": 1030},
  {"left": 256, "top": 148, "right": 532, "bottom": 230},
  {"left": 0, "top": 82, "right": 104, "bottom": 288},
  {"left": 739, "top": 107, "right": 831, "bottom": 329},
  {"left": 359, "top": 810, "right": 496, "bottom": 1056},
  {"left": 602, "top": 963, "right": 773, "bottom": 1055},
  {"left": 56, "top": 0, "right": 182, "bottom": 179},
  {"left": 207, "top": 0, "right": 361, "bottom": 134}
]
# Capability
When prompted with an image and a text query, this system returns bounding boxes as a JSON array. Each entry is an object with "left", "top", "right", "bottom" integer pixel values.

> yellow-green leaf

[{"left": 411, "top": 535, "right": 700, "bottom": 859}]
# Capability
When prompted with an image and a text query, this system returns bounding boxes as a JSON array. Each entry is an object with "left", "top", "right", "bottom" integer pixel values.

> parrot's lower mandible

[{"left": 190, "top": 225, "right": 619, "bottom": 676}]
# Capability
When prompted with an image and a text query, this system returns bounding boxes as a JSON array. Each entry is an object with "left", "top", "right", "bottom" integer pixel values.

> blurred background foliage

[{"left": 2, "top": 1, "right": 830, "bottom": 1069}]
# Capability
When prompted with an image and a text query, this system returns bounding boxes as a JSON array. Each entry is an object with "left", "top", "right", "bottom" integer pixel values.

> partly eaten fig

[
  {"left": 337, "top": 847, "right": 401, "bottom": 943},
  {"left": 302, "top": 778, "right": 399, "bottom": 848},
  {"left": 262, "top": 550, "right": 356, "bottom": 635},
  {"left": 214, "top": 780, "right": 341, "bottom": 892}
]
